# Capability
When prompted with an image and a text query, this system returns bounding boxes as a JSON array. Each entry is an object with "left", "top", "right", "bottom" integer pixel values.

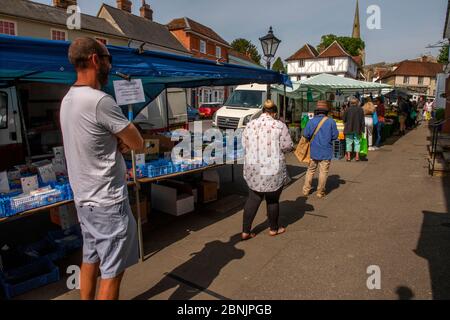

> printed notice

[
  {"left": 38, "top": 164, "right": 57, "bottom": 184},
  {"left": 113, "top": 79, "right": 146, "bottom": 106},
  {"left": 21, "top": 175, "right": 39, "bottom": 194}
]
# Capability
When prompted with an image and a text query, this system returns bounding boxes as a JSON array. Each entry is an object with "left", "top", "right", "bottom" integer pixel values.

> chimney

[
  {"left": 140, "top": 0, "right": 153, "bottom": 21},
  {"left": 117, "top": 0, "right": 132, "bottom": 13},
  {"left": 52, "top": 0, "right": 77, "bottom": 9}
]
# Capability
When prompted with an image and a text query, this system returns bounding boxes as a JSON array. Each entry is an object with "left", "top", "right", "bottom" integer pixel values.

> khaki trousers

[{"left": 303, "top": 160, "right": 331, "bottom": 196}]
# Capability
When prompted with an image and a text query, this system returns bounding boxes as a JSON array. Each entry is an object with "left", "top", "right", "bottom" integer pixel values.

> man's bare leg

[
  {"left": 80, "top": 262, "right": 100, "bottom": 300},
  {"left": 97, "top": 272, "right": 125, "bottom": 300}
]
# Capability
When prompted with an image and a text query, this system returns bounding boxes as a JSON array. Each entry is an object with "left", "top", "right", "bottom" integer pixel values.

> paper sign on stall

[
  {"left": 0, "top": 171, "right": 10, "bottom": 193},
  {"left": 53, "top": 146, "right": 65, "bottom": 159},
  {"left": 21, "top": 175, "right": 39, "bottom": 194},
  {"left": 52, "top": 158, "right": 68, "bottom": 176},
  {"left": 38, "top": 164, "right": 57, "bottom": 183},
  {"left": 113, "top": 79, "right": 146, "bottom": 106},
  {"left": 135, "top": 154, "right": 146, "bottom": 166}
]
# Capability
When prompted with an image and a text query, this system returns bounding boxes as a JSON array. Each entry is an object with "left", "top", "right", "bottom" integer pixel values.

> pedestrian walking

[
  {"left": 302, "top": 101, "right": 339, "bottom": 199},
  {"left": 241, "top": 100, "right": 293, "bottom": 240},
  {"left": 60, "top": 38, "right": 144, "bottom": 300},
  {"left": 343, "top": 97, "right": 365, "bottom": 161},
  {"left": 398, "top": 96, "right": 409, "bottom": 135},
  {"left": 362, "top": 98, "right": 376, "bottom": 151},
  {"left": 417, "top": 96, "right": 425, "bottom": 124},
  {"left": 374, "top": 96, "right": 386, "bottom": 149}
]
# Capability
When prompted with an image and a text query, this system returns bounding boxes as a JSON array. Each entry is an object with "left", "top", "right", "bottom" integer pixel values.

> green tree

[
  {"left": 231, "top": 38, "right": 262, "bottom": 65},
  {"left": 438, "top": 45, "right": 449, "bottom": 64},
  {"left": 271, "top": 57, "right": 286, "bottom": 73},
  {"left": 317, "top": 34, "right": 365, "bottom": 57}
]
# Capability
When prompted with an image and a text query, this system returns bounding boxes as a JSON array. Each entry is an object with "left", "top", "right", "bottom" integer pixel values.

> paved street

[{"left": 17, "top": 123, "right": 450, "bottom": 300}]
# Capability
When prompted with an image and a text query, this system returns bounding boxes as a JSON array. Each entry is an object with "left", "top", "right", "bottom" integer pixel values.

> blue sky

[{"left": 34, "top": 0, "right": 447, "bottom": 64}]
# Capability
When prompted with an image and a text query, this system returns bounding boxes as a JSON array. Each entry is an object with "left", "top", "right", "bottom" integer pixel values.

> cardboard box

[
  {"left": 141, "top": 134, "right": 175, "bottom": 153},
  {"left": 198, "top": 181, "right": 218, "bottom": 203},
  {"left": 50, "top": 204, "right": 79, "bottom": 230},
  {"left": 151, "top": 180, "right": 194, "bottom": 216},
  {"left": 131, "top": 198, "right": 148, "bottom": 225},
  {"left": 142, "top": 139, "right": 159, "bottom": 155},
  {"left": 203, "top": 170, "right": 220, "bottom": 190}
]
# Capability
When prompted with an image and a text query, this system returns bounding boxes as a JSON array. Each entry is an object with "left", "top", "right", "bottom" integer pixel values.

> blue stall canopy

[{"left": 0, "top": 35, "right": 290, "bottom": 117}]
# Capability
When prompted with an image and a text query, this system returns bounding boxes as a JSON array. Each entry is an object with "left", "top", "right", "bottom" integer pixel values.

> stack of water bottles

[{"left": 146, "top": 158, "right": 209, "bottom": 178}]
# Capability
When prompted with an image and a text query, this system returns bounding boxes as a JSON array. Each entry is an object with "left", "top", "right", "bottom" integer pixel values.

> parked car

[
  {"left": 199, "top": 103, "right": 222, "bottom": 119},
  {"left": 187, "top": 105, "right": 200, "bottom": 121}
]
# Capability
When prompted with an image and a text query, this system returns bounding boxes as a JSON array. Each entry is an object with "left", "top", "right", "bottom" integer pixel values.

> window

[
  {"left": 418, "top": 77, "right": 424, "bottom": 85},
  {"left": 403, "top": 76, "right": 409, "bottom": 84},
  {"left": 51, "top": 29, "right": 67, "bottom": 41},
  {"left": 298, "top": 59, "right": 305, "bottom": 68},
  {"left": 0, "top": 20, "right": 16, "bottom": 36},
  {"left": 96, "top": 37, "right": 108, "bottom": 45},
  {"left": 328, "top": 57, "right": 335, "bottom": 66},
  {"left": 0, "top": 92, "right": 8, "bottom": 129},
  {"left": 200, "top": 40, "right": 206, "bottom": 54},
  {"left": 216, "top": 46, "right": 221, "bottom": 58}
]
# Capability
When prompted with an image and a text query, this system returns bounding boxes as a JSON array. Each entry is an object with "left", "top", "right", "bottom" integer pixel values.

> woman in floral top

[{"left": 241, "top": 100, "right": 294, "bottom": 240}]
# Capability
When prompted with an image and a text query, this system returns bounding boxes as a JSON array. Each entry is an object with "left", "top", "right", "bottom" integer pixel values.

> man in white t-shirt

[{"left": 60, "top": 37, "right": 144, "bottom": 300}]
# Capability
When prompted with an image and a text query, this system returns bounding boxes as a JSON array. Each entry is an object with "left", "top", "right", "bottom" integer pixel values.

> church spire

[{"left": 352, "top": 0, "right": 361, "bottom": 39}]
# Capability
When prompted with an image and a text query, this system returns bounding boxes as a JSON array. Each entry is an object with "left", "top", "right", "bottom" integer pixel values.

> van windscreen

[{"left": 225, "top": 90, "right": 263, "bottom": 108}]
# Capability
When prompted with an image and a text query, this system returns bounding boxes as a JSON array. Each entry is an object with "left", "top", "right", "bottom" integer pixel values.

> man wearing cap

[{"left": 302, "top": 101, "right": 339, "bottom": 199}]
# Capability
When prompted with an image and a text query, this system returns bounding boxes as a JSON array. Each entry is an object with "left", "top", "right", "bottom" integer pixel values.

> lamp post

[{"left": 259, "top": 26, "right": 281, "bottom": 100}]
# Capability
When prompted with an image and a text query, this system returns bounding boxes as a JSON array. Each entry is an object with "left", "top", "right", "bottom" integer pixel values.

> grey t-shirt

[{"left": 60, "top": 86, "right": 130, "bottom": 206}]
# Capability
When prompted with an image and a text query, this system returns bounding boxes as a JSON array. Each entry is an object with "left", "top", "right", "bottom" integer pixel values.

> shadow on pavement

[
  {"left": 395, "top": 286, "right": 415, "bottom": 300},
  {"left": 251, "top": 196, "right": 314, "bottom": 235},
  {"left": 414, "top": 175, "right": 450, "bottom": 299},
  {"left": 306, "top": 174, "right": 346, "bottom": 196},
  {"left": 132, "top": 233, "right": 244, "bottom": 300}
]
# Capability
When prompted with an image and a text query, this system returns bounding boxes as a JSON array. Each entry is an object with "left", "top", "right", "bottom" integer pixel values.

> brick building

[{"left": 167, "top": 17, "right": 232, "bottom": 107}]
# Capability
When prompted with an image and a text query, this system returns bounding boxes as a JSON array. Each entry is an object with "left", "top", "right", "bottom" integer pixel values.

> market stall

[
  {"left": 0, "top": 34, "right": 288, "bottom": 298},
  {"left": 271, "top": 73, "right": 393, "bottom": 150}
]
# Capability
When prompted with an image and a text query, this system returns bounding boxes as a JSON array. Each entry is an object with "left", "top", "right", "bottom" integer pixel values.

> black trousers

[{"left": 243, "top": 187, "right": 283, "bottom": 234}]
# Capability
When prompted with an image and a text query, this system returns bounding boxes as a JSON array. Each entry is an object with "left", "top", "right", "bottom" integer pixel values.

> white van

[{"left": 212, "top": 84, "right": 278, "bottom": 130}]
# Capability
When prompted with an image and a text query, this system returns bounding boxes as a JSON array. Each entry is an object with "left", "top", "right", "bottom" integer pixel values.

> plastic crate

[
  {"left": 0, "top": 257, "right": 59, "bottom": 300},
  {"left": 47, "top": 225, "right": 82, "bottom": 253},
  {"left": 20, "top": 237, "right": 66, "bottom": 262},
  {"left": 333, "top": 140, "right": 346, "bottom": 160}
]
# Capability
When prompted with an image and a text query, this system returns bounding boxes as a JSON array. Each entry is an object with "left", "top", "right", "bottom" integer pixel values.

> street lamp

[{"left": 259, "top": 26, "right": 281, "bottom": 99}]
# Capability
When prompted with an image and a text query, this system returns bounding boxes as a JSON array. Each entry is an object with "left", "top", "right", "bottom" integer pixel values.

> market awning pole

[
  {"left": 128, "top": 104, "right": 144, "bottom": 263},
  {"left": 284, "top": 84, "right": 287, "bottom": 122}
]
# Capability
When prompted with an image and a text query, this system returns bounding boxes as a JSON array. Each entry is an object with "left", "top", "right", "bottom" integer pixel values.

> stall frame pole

[{"left": 128, "top": 104, "right": 145, "bottom": 263}]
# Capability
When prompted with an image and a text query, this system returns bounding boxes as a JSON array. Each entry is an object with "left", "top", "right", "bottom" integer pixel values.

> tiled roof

[
  {"left": 285, "top": 44, "right": 318, "bottom": 61},
  {"left": 381, "top": 60, "right": 444, "bottom": 79},
  {"left": 100, "top": 4, "right": 189, "bottom": 54},
  {"left": 0, "top": 0, "right": 124, "bottom": 38},
  {"left": 167, "top": 17, "right": 230, "bottom": 47},
  {"left": 318, "top": 41, "right": 350, "bottom": 58}
]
